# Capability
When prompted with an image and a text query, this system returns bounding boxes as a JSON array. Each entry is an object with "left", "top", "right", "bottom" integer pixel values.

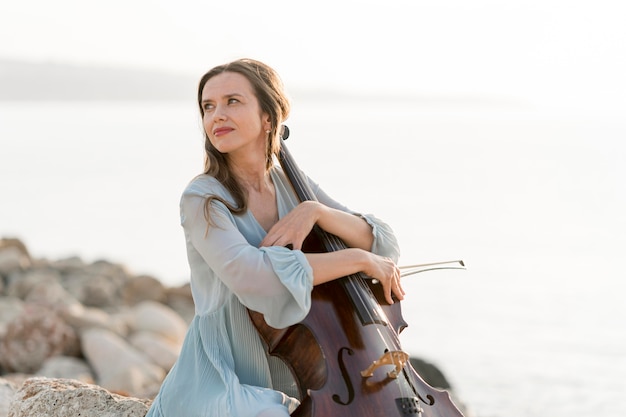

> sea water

[{"left": 1, "top": 98, "right": 624, "bottom": 417}]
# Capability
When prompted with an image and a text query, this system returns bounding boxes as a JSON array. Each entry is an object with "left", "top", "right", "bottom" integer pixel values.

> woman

[{"left": 146, "top": 58, "right": 404, "bottom": 417}]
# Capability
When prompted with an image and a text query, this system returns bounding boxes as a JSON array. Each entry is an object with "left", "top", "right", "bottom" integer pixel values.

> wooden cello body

[{"left": 249, "top": 127, "right": 465, "bottom": 417}]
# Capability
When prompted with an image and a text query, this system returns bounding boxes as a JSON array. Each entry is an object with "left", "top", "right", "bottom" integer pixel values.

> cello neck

[
  {"left": 278, "top": 137, "right": 318, "bottom": 204},
  {"left": 276, "top": 134, "right": 389, "bottom": 327}
]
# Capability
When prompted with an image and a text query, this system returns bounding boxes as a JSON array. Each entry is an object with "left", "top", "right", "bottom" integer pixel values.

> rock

[
  {"left": 0, "top": 297, "right": 24, "bottom": 340},
  {"left": 0, "top": 378, "right": 17, "bottom": 417},
  {"left": 128, "top": 331, "right": 180, "bottom": 371},
  {"left": 61, "top": 260, "right": 129, "bottom": 309},
  {"left": 409, "top": 357, "right": 452, "bottom": 389},
  {"left": 0, "top": 377, "right": 29, "bottom": 391},
  {"left": 23, "top": 279, "right": 80, "bottom": 310},
  {"left": 131, "top": 301, "right": 187, "bottom": 345},
  {"left": 7, "top": 377, "right": 151, "bottom": 417},
  {"left": 165, "top": 283, "right": 194, "bottom": 324},
  {"left": 36, "top": 356, "right": 95, "bottom": 384},
  {"left": 0, "top": 239, "right": 31, "bottom": 277},
  {"left": 0, "top": 304, "right": 79, "bottom": 373},
  {"left": 48, "top": 256, "right": 86, "bottom": 274},
  {"left": 122, "top": 275, "right": 167, "bottom": 306},
  {"left": 5, "top": 269, "right": 62, "bottom": 301},
  {"left": 409, "top": 357, "right": 472, "bottom": 416},
  {"left": 81, "top": 328, "right": 164, "bottom": 397},
  {"left": 59, "top": 303, "right": 130, "bottom": 337}
]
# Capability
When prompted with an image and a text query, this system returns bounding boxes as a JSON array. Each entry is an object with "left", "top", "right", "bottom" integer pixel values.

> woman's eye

[
  {"left": 204, "top": 103, "right": 214, "bottom": 111},
  {"left": 228, "top": 98, "right": 239, "bottom": 104}
]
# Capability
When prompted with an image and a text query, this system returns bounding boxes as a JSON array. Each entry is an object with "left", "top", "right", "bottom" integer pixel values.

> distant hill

[
  {"left": 0, "top": 59, "right": 528, "bottom": 108},
  {"left": 0, "top": 59, "right": 197, "bottom": 101}
]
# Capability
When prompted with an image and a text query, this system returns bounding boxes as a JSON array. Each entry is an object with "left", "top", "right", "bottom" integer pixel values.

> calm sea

[{"left": 1, "top": 98, "right": 624, "bottom": 417}]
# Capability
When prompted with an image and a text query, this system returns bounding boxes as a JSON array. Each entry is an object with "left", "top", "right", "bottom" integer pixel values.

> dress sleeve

[
  {"left": 306, "top": 176, "right": 401, "bottom": 262},
  {"left": 181, "top": 193, "right": 314, "bottom": 329}
]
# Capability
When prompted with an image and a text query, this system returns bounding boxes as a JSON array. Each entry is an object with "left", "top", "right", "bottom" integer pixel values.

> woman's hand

[
  {"left": 308, "top": 248, "right": 404, "bottom": 306},
  {"left": 260, "top": 200, "right": 375, "bottom": 252},
  {"left": 260, "top": 201, "right": 320, "bottom": 250},
  {"left": 363, "top": 252, "right": 404, "bottom": 305}
]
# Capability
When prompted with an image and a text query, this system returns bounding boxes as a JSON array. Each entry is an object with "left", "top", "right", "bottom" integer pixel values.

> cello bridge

[{"left": 361, "top": 350, "right": 409, "bottom": 379}]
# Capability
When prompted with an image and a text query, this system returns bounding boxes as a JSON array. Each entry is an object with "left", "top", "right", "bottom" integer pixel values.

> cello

[{"left": 249, "top": 126, "right": 466, "bottom": 417}]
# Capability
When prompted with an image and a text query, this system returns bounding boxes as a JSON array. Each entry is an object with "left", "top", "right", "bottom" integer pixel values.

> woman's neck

[{"left": 230, "top": 160, "right": 271, "bottom": 193}]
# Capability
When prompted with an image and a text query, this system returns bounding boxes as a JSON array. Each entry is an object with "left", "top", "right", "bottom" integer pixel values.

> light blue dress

[{"left": 146, "top": 166, "right": 400, "bottom": 417}]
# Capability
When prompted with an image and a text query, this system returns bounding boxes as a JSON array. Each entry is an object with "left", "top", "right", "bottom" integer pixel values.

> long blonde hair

[{"left": 197, "top": 58, "right": 291, "bottom": 219}]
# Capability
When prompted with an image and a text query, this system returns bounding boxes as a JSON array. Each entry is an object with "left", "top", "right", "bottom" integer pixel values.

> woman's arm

[
  {"left": 304, "top": 247, "right": 404, "bottom": 305},
  {"left": 260, "top": 200, "right": 403, "bottom": 305},
  {"left": 260, "top": 201, "right": 373, "bottom": 251}
]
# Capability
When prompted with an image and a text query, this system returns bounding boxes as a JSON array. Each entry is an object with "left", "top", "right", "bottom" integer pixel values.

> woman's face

[{"left": 201, "top": 71, "right": 271, "bottom": 157}]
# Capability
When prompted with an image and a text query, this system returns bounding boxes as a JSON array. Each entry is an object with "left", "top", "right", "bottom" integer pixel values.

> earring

[{"left": 265, "top": 129, "right": 271, "bottom": 134}]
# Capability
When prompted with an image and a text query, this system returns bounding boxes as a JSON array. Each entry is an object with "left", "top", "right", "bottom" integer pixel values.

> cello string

[
  {"left": 278, "top": 135, "right": 414, "bottom": 399},
  {"left": 281, "top": 134, "right": 406, "bottom": 348},
  {"left": 325, "top": 222, "right": 411, "bottom": 394},
  {"left": 350, "top": 269, "right": 414, "bottom": 400},
  {"left": 278, "top": 137, "right": 399, "bottom": 344}
]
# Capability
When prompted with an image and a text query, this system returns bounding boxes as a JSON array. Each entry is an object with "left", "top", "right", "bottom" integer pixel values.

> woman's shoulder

[{"left": 182, "top": 174, "right": 226, "bottom": 198}]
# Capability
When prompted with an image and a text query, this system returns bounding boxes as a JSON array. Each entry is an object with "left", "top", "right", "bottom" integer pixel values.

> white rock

[
  {"left": 36, "top": 356, "right": 94, "bottom": 384},
  {"left": 129, "top": 331, "right": 181, "bottom": 371},
  {"left": 0, "top": 238, "right": 31, "bottom": 275},
  {"left": 132, "top": 301, "right": 187, "bottom": 344},
  {"left": 60, "top": 303, "right": 130, "bottom": 337},
  {"left": 0, "top": 378, "right": 17, "bottom": 417},
  {"left": 81, "top": 327, "right": 164, "bottom": 396},
  {"left": 7, "top": 377, "right": 151, "bottom": 417}
]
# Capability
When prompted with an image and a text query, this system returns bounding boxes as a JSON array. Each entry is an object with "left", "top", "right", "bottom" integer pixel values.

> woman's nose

[{"left": 213, "top": 105, "right": 227, "bottom": 121}]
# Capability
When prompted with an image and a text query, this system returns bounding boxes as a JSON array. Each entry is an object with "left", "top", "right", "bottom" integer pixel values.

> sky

[{"left": 1, "top": 0, "right": 625, "bottom": 114}]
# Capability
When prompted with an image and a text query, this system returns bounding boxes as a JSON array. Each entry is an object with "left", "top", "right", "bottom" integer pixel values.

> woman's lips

[{"left": 213, "top": 127, "right": 233, "bottom": 136}]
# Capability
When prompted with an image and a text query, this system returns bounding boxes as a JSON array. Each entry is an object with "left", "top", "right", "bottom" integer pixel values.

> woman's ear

[{"left": 262, "top": 113, "right": 272, "bottom": 132}]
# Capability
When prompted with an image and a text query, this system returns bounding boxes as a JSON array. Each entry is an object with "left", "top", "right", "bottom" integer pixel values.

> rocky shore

[
  {"left": 0, "top": 237, "right": 192, "bottom": 416},
  {"left": 0, "top": 237, "right": 469, "bottom": 417}
]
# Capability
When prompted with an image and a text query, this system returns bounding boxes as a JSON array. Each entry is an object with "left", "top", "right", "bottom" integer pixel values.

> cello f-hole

[{"left": 331, "top": 347, "right": 355, "bottom": 406}]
